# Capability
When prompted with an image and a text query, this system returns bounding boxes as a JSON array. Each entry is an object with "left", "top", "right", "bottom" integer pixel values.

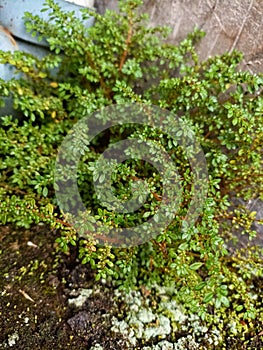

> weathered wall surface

[{"left": 94, "top": 0, "right": 263, "bottom": 74}]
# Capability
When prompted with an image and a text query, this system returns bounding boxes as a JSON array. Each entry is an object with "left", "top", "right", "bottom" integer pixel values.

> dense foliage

[{"left": 0, "top": 0, "right": 262, "bottom": 338}]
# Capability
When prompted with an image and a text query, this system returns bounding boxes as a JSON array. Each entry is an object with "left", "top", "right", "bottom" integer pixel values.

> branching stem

[{"left": 119, "top": 14, "right": 133, "bottom": 71}]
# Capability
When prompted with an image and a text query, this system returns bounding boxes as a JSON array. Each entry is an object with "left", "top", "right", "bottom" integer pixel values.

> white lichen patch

[
  {"left": 68, "top": 288, "right": 93, "bottom": 308},
  {"left": 143, "top": 314, "right": 171, "bottom": 340},
  {"left": 159, "top": 300, "right": 187, "bottom": 324},
  {"left": 8, "top": 332, "right": 19, "bottom": 347},
  {"left": 173, "top": 335, "right": 200, "bottom": 350},
  {"left": 90, "top": 344, "right": 104, "bottom": 350},
  {"left": 111, "top": 287, "right": 223, "bottom": 348},
  {"left": 137, "top": 308, "right": 156, "bottom": 323}
]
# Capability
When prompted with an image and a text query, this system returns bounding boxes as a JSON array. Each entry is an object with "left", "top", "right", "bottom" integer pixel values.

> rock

[
  {"left": 67, "top": 311, "right": 90, "bottom": 336},
  {"left": 224, "top": 196, "right": 263, "bottom": 256}
]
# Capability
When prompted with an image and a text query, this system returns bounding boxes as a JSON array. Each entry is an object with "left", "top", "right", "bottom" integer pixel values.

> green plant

[{"left": 0, "top": 0, "right": 262, "bottom": 336}]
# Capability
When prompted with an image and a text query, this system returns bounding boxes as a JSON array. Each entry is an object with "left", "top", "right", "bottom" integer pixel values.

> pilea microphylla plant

[{"left": 0, "top": 0, "right": 262, "bottom": 329}]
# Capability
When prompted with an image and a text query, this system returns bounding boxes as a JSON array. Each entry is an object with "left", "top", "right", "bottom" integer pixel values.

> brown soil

[{"left": 0, "top": 224, "right": 128, "bottom": 349}]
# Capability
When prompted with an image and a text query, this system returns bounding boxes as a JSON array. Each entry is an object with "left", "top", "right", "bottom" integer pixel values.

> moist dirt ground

[
  {"left": 0, "top": 224, "right": 129, "bottom": 349},
  {"left": 0, "top": 224, "right": 262, "bottom": 349}
]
